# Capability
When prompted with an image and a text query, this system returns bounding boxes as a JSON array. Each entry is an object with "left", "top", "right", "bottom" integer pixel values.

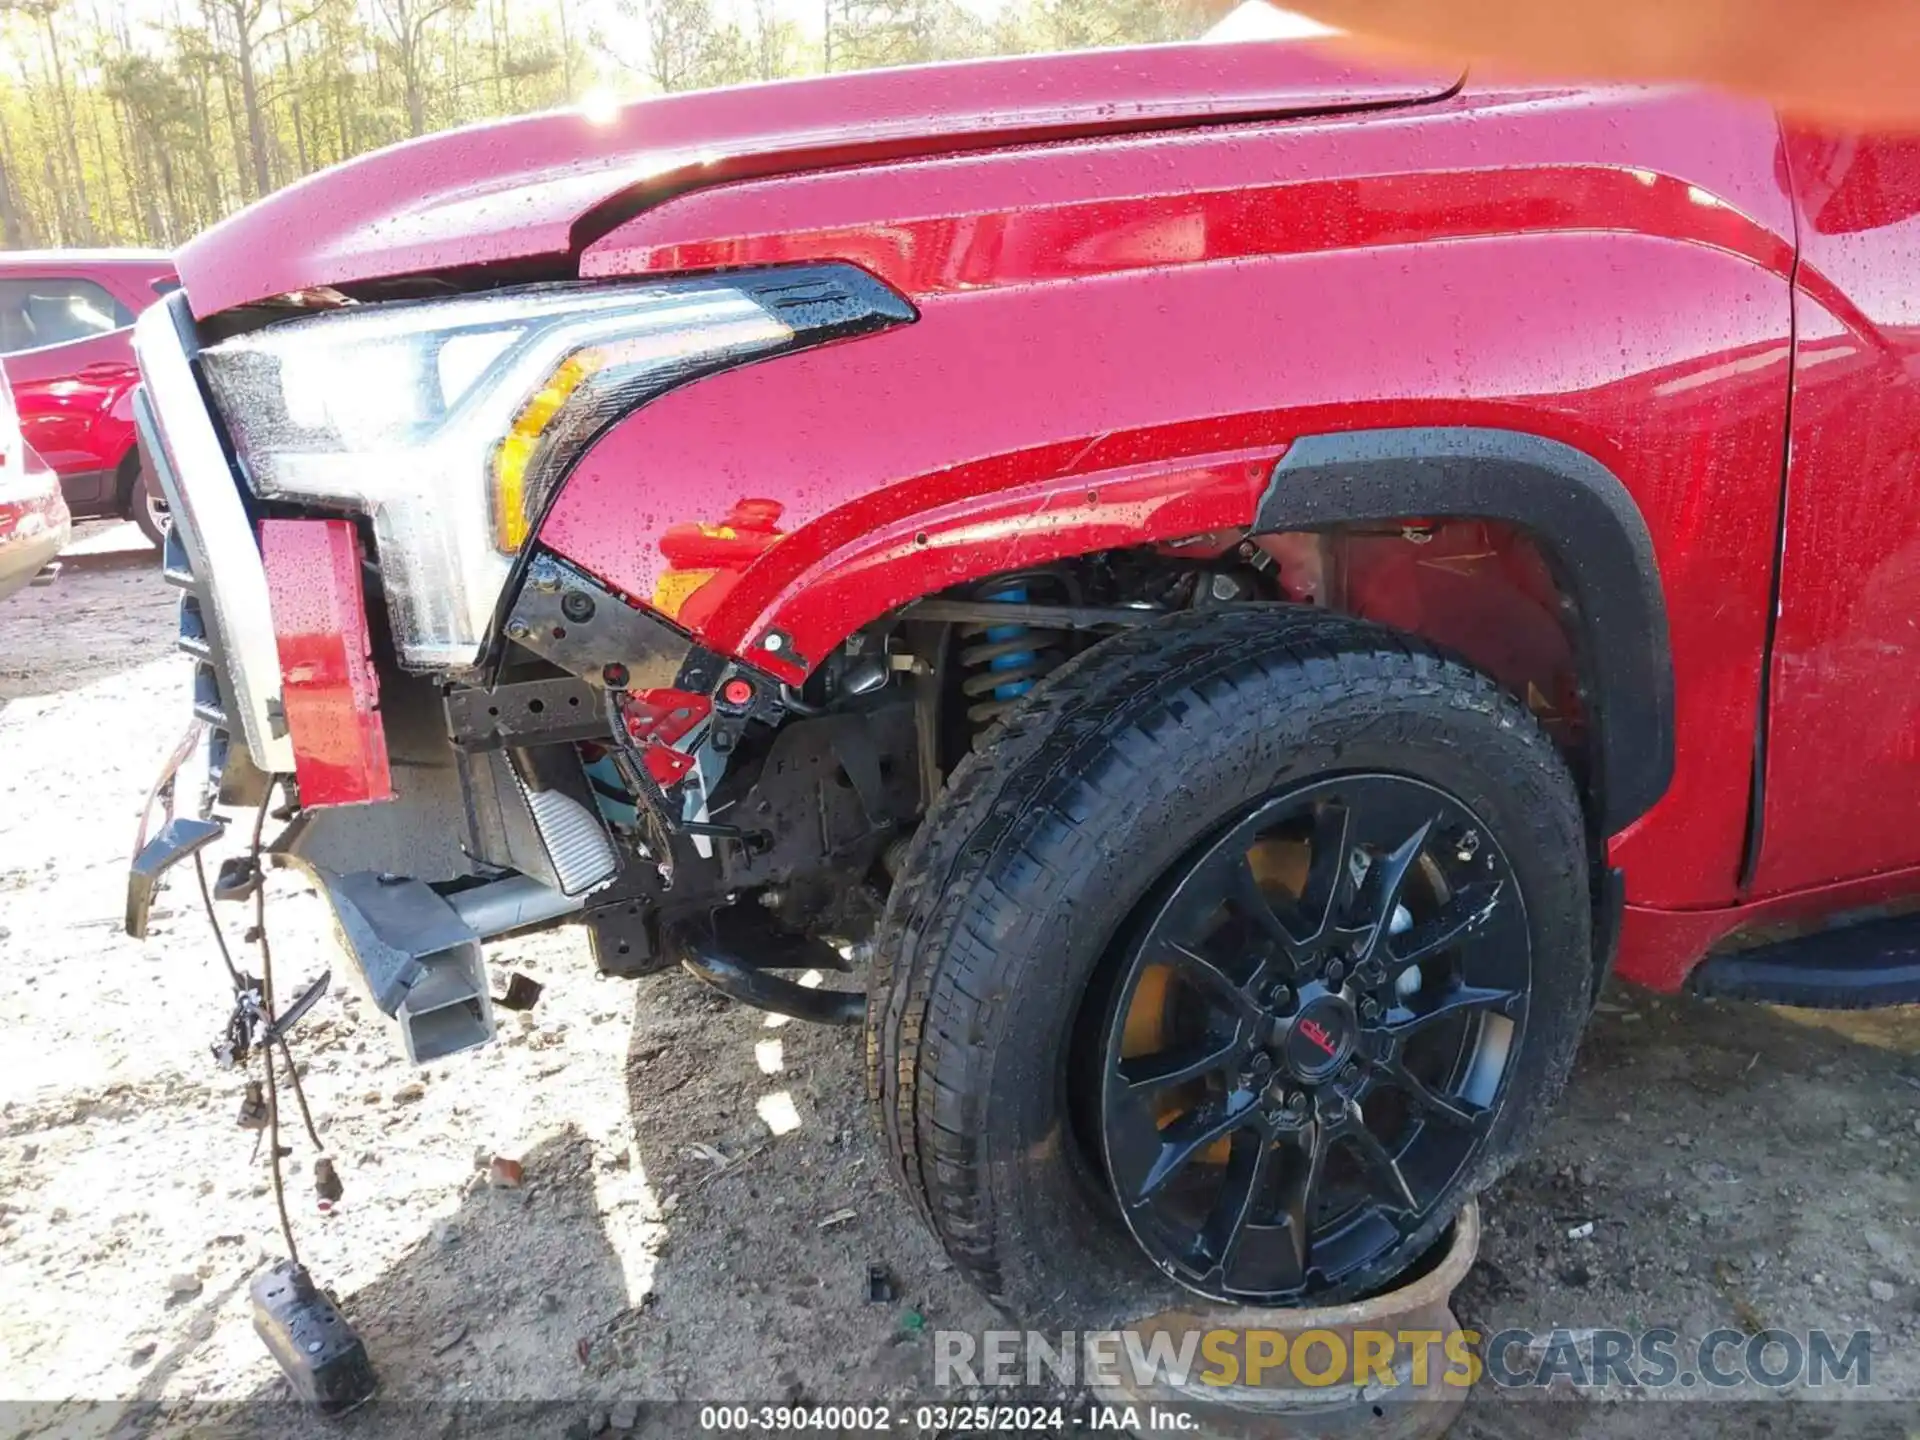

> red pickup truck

[
  {"left": 1, "top": 250, "right": 178, "bottom": 545},
  {"left": 125, "top": 39, "right": 1920, "bottom": 1323}
]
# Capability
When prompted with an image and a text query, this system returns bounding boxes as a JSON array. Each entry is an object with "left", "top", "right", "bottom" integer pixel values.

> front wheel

[
  {"left": 131, "top": 464, "right": 170, "bottom": 548},
  {"left": 870, "top": 608, "right": 1592, "bottom": 1325}
]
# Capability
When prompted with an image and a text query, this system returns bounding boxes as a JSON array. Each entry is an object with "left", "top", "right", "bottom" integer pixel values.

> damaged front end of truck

[{"left": 126, "top": 264, "right": 930, "bottom": 1061}]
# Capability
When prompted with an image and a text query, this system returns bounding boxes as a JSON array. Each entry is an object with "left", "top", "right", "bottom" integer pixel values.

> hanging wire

[
  {"left": 190, "top": 782, "right": 329, "bottom": 1265},
  {"left": 192, "top": 852, "right": 245, "bottom": 990}
]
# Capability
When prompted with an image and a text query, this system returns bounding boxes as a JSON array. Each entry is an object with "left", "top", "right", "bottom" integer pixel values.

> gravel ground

[{"left": 2, "top": 524, "right": 1917, "bottom": 1439}]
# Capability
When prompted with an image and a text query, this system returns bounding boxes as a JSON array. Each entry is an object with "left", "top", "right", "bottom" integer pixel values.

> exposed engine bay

[
  {"left": 266, "top": 540, "right": 1295, "bottom": 1045},
  {"left": 235, "top": 514, "right": 1576, "bottom": 1061}
]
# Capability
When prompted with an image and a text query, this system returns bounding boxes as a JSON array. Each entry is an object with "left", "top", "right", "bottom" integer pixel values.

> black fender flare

[{"left": 1254, "top": 426, "right": 1673, "bottom": 836}]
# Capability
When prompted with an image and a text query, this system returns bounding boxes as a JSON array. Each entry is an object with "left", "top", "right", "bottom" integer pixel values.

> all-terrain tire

[{"left": 868, "top": 605, "right": 1591, "bottom": 1326}]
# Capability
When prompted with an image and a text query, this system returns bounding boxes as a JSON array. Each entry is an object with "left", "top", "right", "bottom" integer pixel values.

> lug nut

[
  {"left": 1325, "top": 960, "right": 1345, "bottom": 986},
  {"left": 1359, "top": 998, "right": 1381, "bottom": 1022},
  {"left": 1247, "top": 1052, "right": 1273, "bottom": 1075},
  {"left": 1266, "top": 983, "right": 1293, "bottom": 1009},
  {"left": 1339, "top": 1063, "right": 1360, "bottom": 1085}
]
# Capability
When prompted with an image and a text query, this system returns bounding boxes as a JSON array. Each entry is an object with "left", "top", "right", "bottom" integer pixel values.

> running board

[{"left": 1691, "top": 914, "right": 1920, "bottom": 1009}]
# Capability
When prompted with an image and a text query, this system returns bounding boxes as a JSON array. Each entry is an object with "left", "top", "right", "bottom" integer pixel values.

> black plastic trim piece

[
  {"left": 1257, "top": 427, "right": 1674, "bottom": 835},
  {"left": 730, "top": 263, "right": 917, "bottom": 339},
  {"left": 1691, "top": 915, "right": 1920, "bottom": 1010},
  {"left": 125, "top": 816, "right": 224, "bottom": 939}
]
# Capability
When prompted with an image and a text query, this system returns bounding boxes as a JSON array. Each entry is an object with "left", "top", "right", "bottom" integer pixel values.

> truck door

[{"left": 1752, "top": 132, "right": 1920, "bottom": 893}]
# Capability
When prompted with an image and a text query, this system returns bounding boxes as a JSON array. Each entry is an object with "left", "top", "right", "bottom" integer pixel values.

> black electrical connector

[{"left": 250, "top": 1261, "right": 376, "bottom": 1413}]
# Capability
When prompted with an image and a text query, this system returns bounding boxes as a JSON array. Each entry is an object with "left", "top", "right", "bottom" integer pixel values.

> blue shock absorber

[
  {"left": 958, "top": 577, "right": 1067, "bottom": 739},
  {"left": 982, "top": 584, "right": 1036, "bottom": 703}
]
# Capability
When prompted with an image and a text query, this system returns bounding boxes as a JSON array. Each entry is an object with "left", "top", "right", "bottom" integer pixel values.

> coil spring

[{"left": 958, "top": 574, "right": 1072, "bottom": 739}]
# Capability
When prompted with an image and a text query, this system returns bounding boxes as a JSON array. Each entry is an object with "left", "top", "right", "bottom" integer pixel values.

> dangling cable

[
  {"left": 248, "top": 788, "right": 301, "bottom": 1266},
  {"left": 193, "top": 852, "right": 245, "bottom": 991},
  {"left": 191, "top": 783, "right": 331, "bottom": 1264}
]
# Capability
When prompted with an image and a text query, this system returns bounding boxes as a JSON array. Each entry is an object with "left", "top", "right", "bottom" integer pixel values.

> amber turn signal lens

[{"left": 490, "top": 349, "right": 604, "bottom": 553}]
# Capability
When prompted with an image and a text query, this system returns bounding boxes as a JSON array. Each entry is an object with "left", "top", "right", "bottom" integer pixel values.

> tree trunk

[
  {"left": 0, "top": 113, "right": 33, "bottom": 248},
  {"left": 117, "top": 98, "right": 166, "bottom": 245},
  {"left": 228, "top": 0, "right": 273, "bottom": 196},
  {"left": 38, "top": 9, "right": 95, "bottom": 241},
  {"left": 191, "top": 62, "right": 226, "bottom": 221},
  {"left": 403, "top": 29, "right": 426, "bottom": 137},
  {"left": 85, "top": 101, "right": 124, "bottom": 241},
  {"left": 41, "top": 149, "right": 72, "bottom": 243},
  {"left": 488, "top": 0, "right": 504, "bottom": 110},
  {"left": 336, "top": 70, "right": 354, "bottom": 159},
  {"left": 204, "top": 0, "right": 252, "bottom": 202},
  {"left": 275, "top": 3, "right": 311, "bottom": 176}
]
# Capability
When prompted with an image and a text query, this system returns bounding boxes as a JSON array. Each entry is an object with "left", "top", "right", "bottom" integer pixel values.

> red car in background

[{"left": 0, "top": 250, "right": 176, "bottom": 545}]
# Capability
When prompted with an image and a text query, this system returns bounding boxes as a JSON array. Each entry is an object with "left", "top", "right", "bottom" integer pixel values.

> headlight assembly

[{"left": 198, "top": 265, "right": 912, "bottom": 672}]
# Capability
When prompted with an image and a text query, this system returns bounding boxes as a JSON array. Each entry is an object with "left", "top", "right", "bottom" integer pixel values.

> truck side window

[{"left": 0, "top": 277, "right": 130, "bottom": 355}]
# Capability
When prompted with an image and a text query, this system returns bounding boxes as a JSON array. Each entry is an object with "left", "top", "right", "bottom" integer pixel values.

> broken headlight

[{"left": 199, "top": 267, "right": 911, "bottom": 672}]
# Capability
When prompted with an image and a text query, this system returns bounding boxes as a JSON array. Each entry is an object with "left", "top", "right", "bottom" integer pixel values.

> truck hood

[{"left": 176, "top": 40, "right": 1459, "bottom": 319}]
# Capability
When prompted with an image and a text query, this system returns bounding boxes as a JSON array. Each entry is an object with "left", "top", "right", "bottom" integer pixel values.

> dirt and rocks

[{"left": 2, "top": 524, "right": 1917, "bottom": 1439}]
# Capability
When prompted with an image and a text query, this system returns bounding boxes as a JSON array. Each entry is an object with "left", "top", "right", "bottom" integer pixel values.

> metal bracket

[
  {"left": 444, "top": 677, "right": 611, "bottom": 751},
  {"left": 503, "top": 553, "right": 690, "bottom": 690}
]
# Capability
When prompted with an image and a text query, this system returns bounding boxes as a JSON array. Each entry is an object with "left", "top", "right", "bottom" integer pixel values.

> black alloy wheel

[
  {"left": 872, "top": 607, "right": 1591, "bottom": 1327},
  {"left": 1094, "top": 775, "right": 1527, "bottom": 1304}
]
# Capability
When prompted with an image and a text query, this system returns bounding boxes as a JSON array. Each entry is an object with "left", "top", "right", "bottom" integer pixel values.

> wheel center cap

[{"left": 1278, "top": 995, "right": 1355, "bottom": 1081}]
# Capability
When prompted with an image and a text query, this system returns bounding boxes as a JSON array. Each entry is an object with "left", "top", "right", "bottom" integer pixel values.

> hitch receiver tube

[{"left": 307, "top": 868, "right": 496, "bottom": 1064}]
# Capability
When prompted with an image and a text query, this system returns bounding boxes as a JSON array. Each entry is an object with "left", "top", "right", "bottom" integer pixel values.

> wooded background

[{"left": 0, "top": 0, "right": 1217, "bottom": 251}]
